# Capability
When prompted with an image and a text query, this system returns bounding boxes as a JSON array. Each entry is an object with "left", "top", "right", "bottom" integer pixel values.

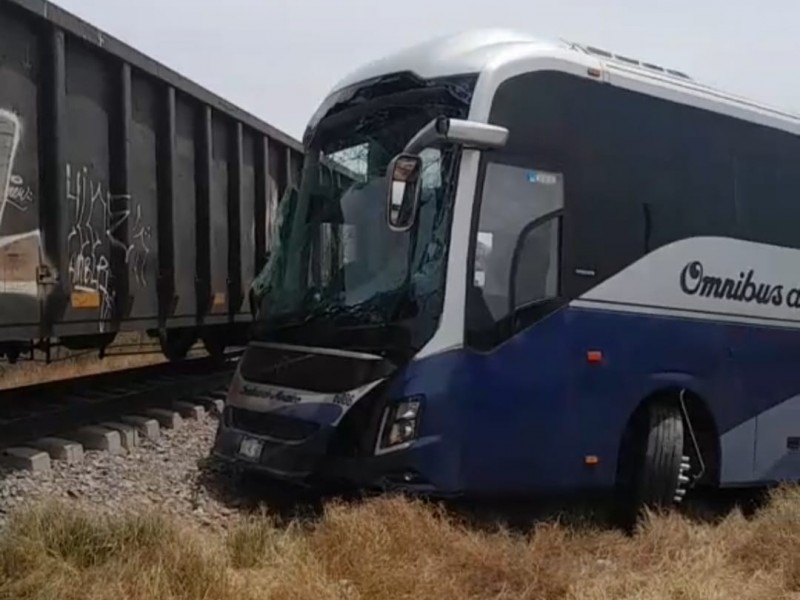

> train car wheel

[
  {"left": 202, "top": 334, "right": 227, "bottom": 361},
  {"left": 159, "top": 328, "right": 197, "bottom": 362}
]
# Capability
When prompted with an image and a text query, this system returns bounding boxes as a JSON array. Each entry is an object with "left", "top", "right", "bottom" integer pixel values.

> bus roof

[{"left": 333, "top": 29, "right": 800, "bottom": 136}]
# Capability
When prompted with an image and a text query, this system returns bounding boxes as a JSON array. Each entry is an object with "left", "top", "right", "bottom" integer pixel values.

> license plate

[{"left": 238, "top": 437, "right": 263, "bottom": 460}]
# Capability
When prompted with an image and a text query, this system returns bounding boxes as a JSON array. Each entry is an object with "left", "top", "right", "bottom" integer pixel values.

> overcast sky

[{"left": 54, "top": 0, "right": 799, "bottom": 140}]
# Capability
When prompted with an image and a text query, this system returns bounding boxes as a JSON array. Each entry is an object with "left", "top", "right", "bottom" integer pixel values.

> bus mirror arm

[
  {"left": 403, "top": 117, "right": 509, "bottom": 154},
  {"left": 389, "top": 117, "right": 509, "bottom": 231}
]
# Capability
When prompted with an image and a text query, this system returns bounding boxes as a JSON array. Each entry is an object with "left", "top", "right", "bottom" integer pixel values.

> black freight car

[{"left": 0, "top": 0, "right": 304, "bottom": 363}]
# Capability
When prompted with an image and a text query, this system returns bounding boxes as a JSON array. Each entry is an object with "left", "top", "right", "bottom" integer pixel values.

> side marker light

[{"left": 586, "top": 350, "right": 603, "bottom": 364}]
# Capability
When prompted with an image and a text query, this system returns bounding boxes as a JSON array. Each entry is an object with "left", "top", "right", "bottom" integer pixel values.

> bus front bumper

[
  {"left": 212, "top": 420, "right": 333, "bottom": 481},
  {"left": 212, "top": 421, "right": 450, "bottom": 495}
]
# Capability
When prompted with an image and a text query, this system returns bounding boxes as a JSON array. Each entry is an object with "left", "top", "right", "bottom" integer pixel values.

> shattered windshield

[{"left": 250, "top": 99, "right": 466, "bottom": 357}]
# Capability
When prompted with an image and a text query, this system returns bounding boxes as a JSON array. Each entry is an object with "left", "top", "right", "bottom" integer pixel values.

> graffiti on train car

[
  {"left": 0, "top": 110, "right": 20, "bottom": 230},
  {"left": 66, "top": 163, "right": 153, "bottom": 321},
  {"left": 0, "top": 108, "right": 40, "bottom": 299},
  {"left": 6, "top": 175, "right": 34, "bottom": 211},
  {"left": 124, "top": 202, "right": 151, "bottom": 288},
  {"left": 2, "top": 105, "right": 155, "bottom": 324}
]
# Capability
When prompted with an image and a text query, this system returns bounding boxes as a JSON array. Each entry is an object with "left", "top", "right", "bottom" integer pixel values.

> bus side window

[
  {"left": 465, "top": 162, "right": 564, "bottom": 349},
  {"left": 512, "top": 216, "right": 561, "bottom": 308}
]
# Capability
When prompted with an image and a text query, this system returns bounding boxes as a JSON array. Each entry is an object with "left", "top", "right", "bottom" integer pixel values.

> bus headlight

[{"left": 380, "top": 397, "right": 423, "bottom": 449}]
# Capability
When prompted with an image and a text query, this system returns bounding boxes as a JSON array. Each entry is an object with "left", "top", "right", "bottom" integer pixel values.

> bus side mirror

[{"left": 386, "top": 153, "right": 422, "bottom": 232}]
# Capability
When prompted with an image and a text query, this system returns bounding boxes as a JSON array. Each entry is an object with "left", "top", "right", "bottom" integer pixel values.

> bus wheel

[{"left": 615, "top": 399, "right": 691, "bottom": 527}]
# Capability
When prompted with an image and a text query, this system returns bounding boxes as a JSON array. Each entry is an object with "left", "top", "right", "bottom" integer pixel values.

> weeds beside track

[{"left": 1, "top": 486, "right": 798, "bottom": 600}]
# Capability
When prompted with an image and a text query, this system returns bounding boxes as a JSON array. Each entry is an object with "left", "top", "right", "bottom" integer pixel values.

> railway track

[{"left": 0, "top": 352, "right": 239, "bottom": 470}]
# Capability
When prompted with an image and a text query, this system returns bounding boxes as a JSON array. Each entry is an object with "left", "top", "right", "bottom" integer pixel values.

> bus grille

[
  {"left": 227, "top": 407, "right": 320, "bottom": 442},
  {"left": 239, "top": 344, "right": 395, "bottom": 393}
]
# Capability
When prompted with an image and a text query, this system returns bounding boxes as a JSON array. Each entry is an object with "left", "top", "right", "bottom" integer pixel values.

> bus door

[{"left": 463, "top": 160, "right": 574, "bottom": 491}]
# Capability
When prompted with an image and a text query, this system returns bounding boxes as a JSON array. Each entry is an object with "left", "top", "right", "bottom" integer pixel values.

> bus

[{"left": 213, "top": 29, "right": 800, "bottom": 519}]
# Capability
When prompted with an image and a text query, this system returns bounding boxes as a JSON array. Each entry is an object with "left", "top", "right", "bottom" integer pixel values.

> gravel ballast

[{"left": 0, "top": 413, "right": 251, "bottom": 529}]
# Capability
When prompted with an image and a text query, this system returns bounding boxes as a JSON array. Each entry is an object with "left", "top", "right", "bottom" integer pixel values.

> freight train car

[{"left": 0, "top": 0, "right": 304, "bottom": 363}]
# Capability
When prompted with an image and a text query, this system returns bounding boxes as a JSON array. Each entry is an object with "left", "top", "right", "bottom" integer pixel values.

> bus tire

[{"left": 615, "top": 399, "right": 687, "bottom": 527}]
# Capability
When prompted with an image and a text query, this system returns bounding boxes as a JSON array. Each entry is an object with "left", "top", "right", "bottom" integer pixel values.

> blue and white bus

[{"left": 214, "top": 29, "right": 800, "bottom": 518}]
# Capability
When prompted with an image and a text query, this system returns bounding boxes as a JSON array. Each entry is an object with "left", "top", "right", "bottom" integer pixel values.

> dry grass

[{"left": 2, "top": 487, "right": 800, "bottom": 600}]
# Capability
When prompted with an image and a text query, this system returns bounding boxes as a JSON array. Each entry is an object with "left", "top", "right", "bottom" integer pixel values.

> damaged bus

[{"left": 214, "top": 29, "right": 800, "bottom": 519}]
